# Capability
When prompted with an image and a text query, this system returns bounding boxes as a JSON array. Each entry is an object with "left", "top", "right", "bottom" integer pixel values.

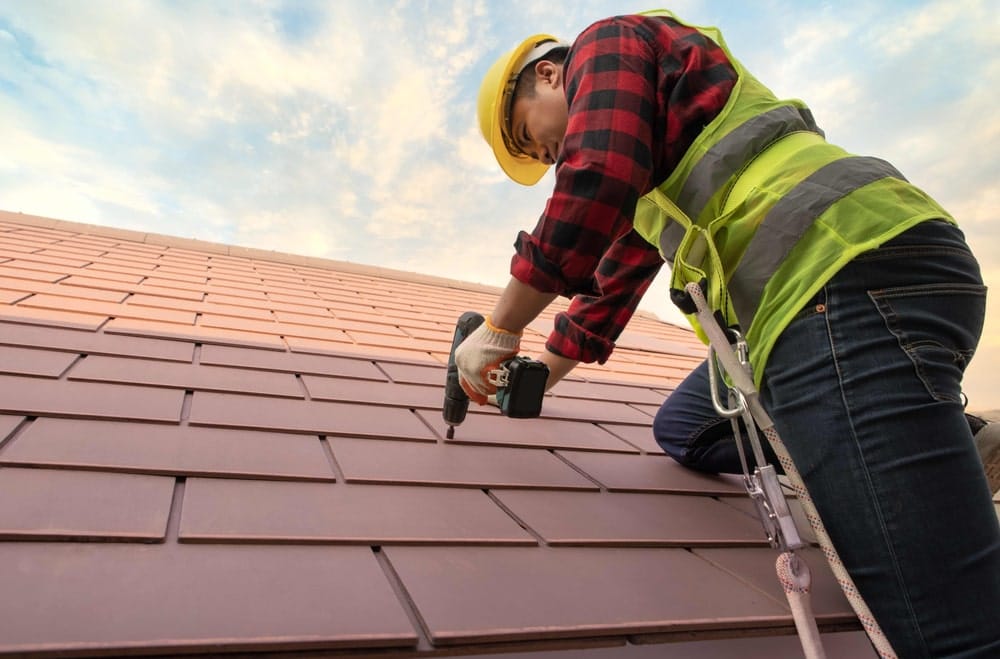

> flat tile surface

[
  {"left": 69, "top": 355, "right": 304, "bottom": 397},
  {"left": 694, "top": 547, "right": 856, "bottom": 620},
  {"left": 106, "top": 317, "right": 287, "bottom": 349},
  {"left": 0, "top": 344, "right": 77, "bottom": 377},
  {"left": 0, "top": 543, "right": 417, "bottom": 655},
  {"left": 200, "top": 343, "right": 386, "bottom": 380},
  {"left": 0, "top": 322, "right": 194, "bottom": 361},
  {"left": 0, "top": 414, "right": 22, "bottom": 440},
  {"left": 0, "top": 304, "right": 108, "bottom": 329},
  {"left": 0, "top": 467, "right": 173, "bottom": 541},
  {"left": 376, "top": 361, "right": 445, "bottom": 385},
  {"left": 0, "top": 374, "right": 184, "bottom": 422},
  {"left": 493, "top": 490, "right": 767, "bottom": 546},
  {"left": 556, "top": 450, "right": 745, "bottom": 495},
  {"left": 189, "top": 391, "right": 437, "bottom": 440},
  {"left": 287, "top": 334, "right": 440, "bottom": 363},
  {"left": 127, "top": 293, "right": 277, "bottom": 321},
  {"left": 181, "top": 479, "right": 534, "bottom": 545},
  {"left": 417, "top": 410, "right": 638, "bottom": 453},
  {"left": 385, "top": 546, "right": 791, "bottom": 645},
  {"left": 20, "top": 293, "right": 197, "bottom": 324},
  {"left": 550, "top": 379, "right": 666, "bottom": 405},
  {"left": 2, "top": 418, "right": 334, "bottom": 481},
  {"left": 302, "top": 375, "right": 442, "bottom": 407},
  {"left": 538, "top": 396, "right": 656, "bottom": 425},
  {"left": 329, "top": 437, "right": 598, "bottom": 490},
  {"left": 597, "top": 422, "right": 663, "bottom": 454}
]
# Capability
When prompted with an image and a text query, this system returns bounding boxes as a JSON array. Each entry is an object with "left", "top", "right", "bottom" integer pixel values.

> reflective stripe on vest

[
  {"left": 728, "top": 156, "right": 906, "bottom": 327},
  {"left": 677, "top": 105, "right": 821, "bottom": 222},
  {"left": 653, "top": 105, "right": 822, "bottom": 263},
  {"left": 658, "top": 221, "right": 686, "bottom": 263}
]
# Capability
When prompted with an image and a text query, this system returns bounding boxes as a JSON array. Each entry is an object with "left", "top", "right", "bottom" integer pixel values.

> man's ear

[{"left": 534, "top": 60, "right": 562, "bottom": 89}]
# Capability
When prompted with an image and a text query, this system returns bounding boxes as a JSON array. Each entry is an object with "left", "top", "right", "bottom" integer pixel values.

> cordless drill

[{"left": 442, "top": 311, "right": 549, "bottom": 439}]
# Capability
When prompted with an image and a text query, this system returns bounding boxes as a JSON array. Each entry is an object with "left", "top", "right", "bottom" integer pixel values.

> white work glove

[{"left": 454, "top": 316, "right": 521, "bottom": 405}]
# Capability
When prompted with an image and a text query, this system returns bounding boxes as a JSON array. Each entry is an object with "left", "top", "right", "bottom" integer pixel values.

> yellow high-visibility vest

[{"left": 632, "top": 9, "right": 953, "bottom": 383}]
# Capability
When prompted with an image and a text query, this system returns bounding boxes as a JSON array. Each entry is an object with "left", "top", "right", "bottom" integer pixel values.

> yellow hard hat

[{"left": 477, "top": 34, "right": 564, "bottom": 186}]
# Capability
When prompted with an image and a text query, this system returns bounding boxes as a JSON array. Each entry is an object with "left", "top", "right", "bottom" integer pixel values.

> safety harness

[{"left": 683, "top": 281, "right": 896, "bottom": 659}]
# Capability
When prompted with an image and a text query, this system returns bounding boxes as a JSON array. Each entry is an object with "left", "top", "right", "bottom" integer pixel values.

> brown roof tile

[
  {"left": 329, "top": 436, "right": 599, "bottom": 490},
  {"left": 556, "top": 450, "right": 746, "bottom": 495},
  {"left": 180, "top": 479, "right": 536, "bottom": 545},
  {"left": 491, "top": 489, "right": 768, "bottom": 546},
  {"left": 68, "top": 355, "right": 305, "bottom": 397},
  {"left": 0, "top": 345, "right": 78, "bottom": 377},
  {"left": 0, "top": 467, "right": 173, "bottom": 541},
  {"left": 0, "top": 374, "right": 184, "bottom": 421},
  {"left": 0, "top": 543, "right": 417, "bottom": 655},
  {"left": 189, "top": 391, "right": 438, "bottom": 440},
  {"left": 383, "top": 546, "right": 791, "bottom": 645},
  {"left": 0, "top": 322, "right": 195, "bottom": 361},
  {"left": 694, "top": 546, "right": 857, "bottom": 622},
  {"left": 0, "top": 210, "right": 860, "bottom": 657},
  {"left": 3, "top": 418, "right": 334, "bottom": 481}
]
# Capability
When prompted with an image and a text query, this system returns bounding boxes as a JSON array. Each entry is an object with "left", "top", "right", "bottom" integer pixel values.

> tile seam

[
  {"left": 165, "top": 477, "right": 186, "bottom": 543},
  {"left": 592, "top": 423, "right": 647, "bottom": 454},
  {"left": 318, "top": 437, "right": 345, "bottom": 482},
  {"left": 484, "top": 490, "right": 547, "bottom": 546},
  {"left": 371, "top": 360, "right": 394, "bottom": 382},
  {"left": 180, "top": 391, "right": 194, "bottom": 424},
  {"left": 295, "top": 373, "right": 311, "bottom": 401},
  {"left": 55, "top": 353, "right": 87, "bottom": 381},
  {"left": 371, "top": 547, "right": 435, "bottom": 652},
  {"left": 0, "top": 416, "right": 35, "bottom": 456},
  {"left": 548, "top": 450, "right": 608, "bottom": 492},
  {"left": 686, "top": 547, "right": 794, "bottom": 613}
]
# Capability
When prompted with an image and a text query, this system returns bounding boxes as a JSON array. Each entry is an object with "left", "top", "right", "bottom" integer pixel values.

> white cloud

[
  {"left": 874, "top": 0, "right": 994, "bottom": 57},
  {"left": 231, "top": 208, "right": 346, "bottom": 259}
]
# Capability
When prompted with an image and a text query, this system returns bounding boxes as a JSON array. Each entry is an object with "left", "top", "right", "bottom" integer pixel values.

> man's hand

[{"left": 454, "top": 316, "right": 521, "bottom": 404}]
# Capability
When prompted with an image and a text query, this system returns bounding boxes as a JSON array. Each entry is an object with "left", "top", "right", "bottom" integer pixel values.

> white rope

[
  {"left": 683, "top": 282, "right": 896, "bottom": 659},
  {"left": 764, "top": 424, "right": 896, "bottom": 658},
  {"left": 776, "top": 551, "right": 825, "bottom": 659}
]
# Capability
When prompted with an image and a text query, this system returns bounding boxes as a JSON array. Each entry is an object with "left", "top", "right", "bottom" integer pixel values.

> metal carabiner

[
  {"left": 706, "top": 334, "right": 804, "bottom": 553},
  {"left": 708, "top": 344, "right": 743, "bottom": 419}
]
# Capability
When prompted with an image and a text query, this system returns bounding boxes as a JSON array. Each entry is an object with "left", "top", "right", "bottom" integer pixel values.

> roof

[{"left": 0, "top": 209, "right": 874, "bottom": 657}]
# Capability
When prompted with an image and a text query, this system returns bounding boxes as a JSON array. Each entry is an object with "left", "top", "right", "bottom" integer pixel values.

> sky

[{"left": 1, "top": 0, "right": 998, "bottom": 408}]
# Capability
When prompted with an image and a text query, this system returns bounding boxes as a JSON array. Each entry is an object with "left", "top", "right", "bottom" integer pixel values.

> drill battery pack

[{"left": 493, "top": 356, "right": 549, "bottom": 418}]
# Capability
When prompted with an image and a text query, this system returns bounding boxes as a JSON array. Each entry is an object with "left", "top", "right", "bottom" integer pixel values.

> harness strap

[{"left": 684, "top": 281, "right": 897, "bottom": 659}]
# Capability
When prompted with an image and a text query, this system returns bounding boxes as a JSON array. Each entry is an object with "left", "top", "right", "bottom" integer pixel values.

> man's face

[{"left": 509, "top": 60, "right": 568, "bottom": 166}]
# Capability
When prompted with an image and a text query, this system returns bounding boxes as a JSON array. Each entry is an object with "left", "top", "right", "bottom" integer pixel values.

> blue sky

[{"left": 1, "top": 0, "right": 998, "bottom": 407}]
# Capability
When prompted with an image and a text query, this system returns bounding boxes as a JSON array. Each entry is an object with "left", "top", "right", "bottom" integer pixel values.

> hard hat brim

[{"left": 487, "top": 34, "right": 558, "bottom": 186}]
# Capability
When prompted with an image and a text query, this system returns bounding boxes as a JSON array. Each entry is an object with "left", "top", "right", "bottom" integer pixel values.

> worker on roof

[{"left": 455, "top": 9, "right": 1000, "bottom": 657}]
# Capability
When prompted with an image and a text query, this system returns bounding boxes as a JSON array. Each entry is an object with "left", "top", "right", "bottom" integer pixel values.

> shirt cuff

[
  {"left": 511, "top": 238, "right": 602, "bottom": 299},
  {"left": 510, "top": 234, "right": 566, "bottom": 295},
  {"left": 545, "top": 311, "right": 616, "bottom": 364}
]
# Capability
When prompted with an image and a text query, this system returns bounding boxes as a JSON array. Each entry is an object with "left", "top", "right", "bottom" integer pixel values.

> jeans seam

[
  {"left": 853, "top": 244, "right": 974, "bottom": 263},
  {"left": 687, "top": 417, "right": 729, "bottom": 444},
  {"left": 826, "top": 287, "right": 930, "bottom": 654}
]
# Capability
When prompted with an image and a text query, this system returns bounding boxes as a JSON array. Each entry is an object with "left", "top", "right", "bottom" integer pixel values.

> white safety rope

[{"left": 684, "top": 281, "right": 896, "bottom": 659}]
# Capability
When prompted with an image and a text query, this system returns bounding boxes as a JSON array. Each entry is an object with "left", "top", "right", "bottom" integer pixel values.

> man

[{"left": 456, "top": 9, "right": 1000, "bottom": 657}]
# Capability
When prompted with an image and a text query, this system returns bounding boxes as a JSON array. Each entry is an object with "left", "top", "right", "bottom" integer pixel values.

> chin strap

[{"left": 683, "top": 281, "right": 897, "bottom": 659}]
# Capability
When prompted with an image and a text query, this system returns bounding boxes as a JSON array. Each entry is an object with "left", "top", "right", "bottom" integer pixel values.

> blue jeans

[{"left": 654, "top": 220, "right": 1000, "bottom": 657}]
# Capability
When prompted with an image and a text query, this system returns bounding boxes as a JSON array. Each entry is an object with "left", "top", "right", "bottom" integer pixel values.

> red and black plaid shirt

[{"left": 510, "top": 14, "right": 737, "bottom": 363}]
